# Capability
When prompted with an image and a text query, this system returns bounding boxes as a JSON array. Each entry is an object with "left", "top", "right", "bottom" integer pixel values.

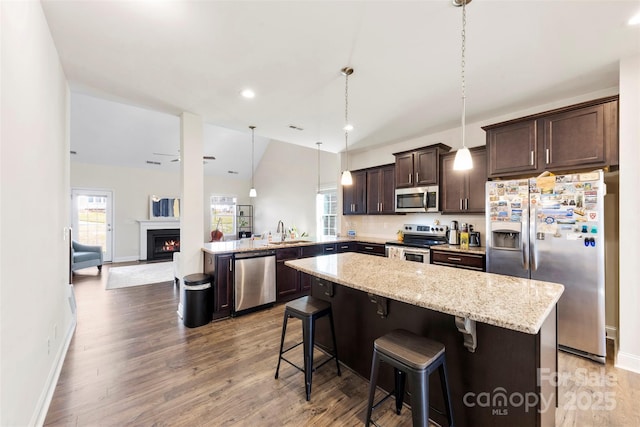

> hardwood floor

[{"left": 46, "top": 264, "right": 640, "bottom": 426}]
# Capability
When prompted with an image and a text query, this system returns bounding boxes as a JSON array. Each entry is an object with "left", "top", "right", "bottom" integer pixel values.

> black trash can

[{"left": 182, "top": 273, "right": 212, "bottom": 328}]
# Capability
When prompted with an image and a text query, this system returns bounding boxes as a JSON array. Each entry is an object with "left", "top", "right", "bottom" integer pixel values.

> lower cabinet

[
  {"left": 204, "top": 252, "right": 233, "bottom": 320},
  {"left": 430, "top": 249, "right": 485, "bottom": 272},
  {"left": 276, "top": 247, "right": 303, "bottom": 302},
  {"left": 356, "top": 242, "right": 386, "bottom": 257},
  {"left": 337, "top": 241, "right": 357, "bottom": 253}
]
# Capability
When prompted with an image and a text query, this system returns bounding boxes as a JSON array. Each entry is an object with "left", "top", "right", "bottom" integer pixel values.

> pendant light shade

[
  {"left": 249, "top": 126, "right": 257, "bottom": 197},
  {"left": 341, "top": 170, "right": 353, "bottom": 186},
  {"left": 341, "top": 67, "right": 354, "bottom": 186},
  {"left": 453, "top": 0, "right": 473, "bottom": 171}
]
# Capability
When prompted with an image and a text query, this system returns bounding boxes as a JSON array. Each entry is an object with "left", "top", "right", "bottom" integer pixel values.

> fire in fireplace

[{"left": 147, "top": 229, "right": 180, "bottom": 261}]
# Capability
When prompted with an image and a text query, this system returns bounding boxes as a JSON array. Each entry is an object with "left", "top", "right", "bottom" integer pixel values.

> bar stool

[
  {"left": 275, "top": 296, "right": 341, "bottom": 401},
  {"left": 365, "top": 329, "right": 454, "bottom": 427}
]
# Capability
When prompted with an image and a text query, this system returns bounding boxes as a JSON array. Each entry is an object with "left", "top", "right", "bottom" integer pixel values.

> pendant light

[
  {"left": 453, "top": 0, "right": 473, "bottom": 171},
  {"left": 249, "top": 125, "right": 257, "bottom": 197},
  {"left": 340, "top": 67, "right": 354, "bottom": 186}
]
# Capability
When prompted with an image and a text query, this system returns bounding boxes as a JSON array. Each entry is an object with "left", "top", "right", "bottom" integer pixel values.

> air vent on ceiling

[
  {"left": 228, "top": 170, "right": 239, "bottom": 174},
  {"left": 288, "top": 125, "right": 304, "bottom": 131},
  {"left": 70, "top": 150, "right": 77, "bottom": 155},
  {"left": 146, "top": 160, "right": 161, "bottom": 165}
]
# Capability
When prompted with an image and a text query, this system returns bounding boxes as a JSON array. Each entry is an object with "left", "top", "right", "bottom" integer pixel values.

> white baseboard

[
  {"left": 32, "top": 284, "right": 77, "bottom": 426},
  {"left": 616, "top": 350, "right": 640, "bottom": 374}
]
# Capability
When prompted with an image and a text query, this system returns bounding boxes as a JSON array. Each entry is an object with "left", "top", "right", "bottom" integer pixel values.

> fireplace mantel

[{"left": 138, "top": 220, "right": 180, "bottom": 260}]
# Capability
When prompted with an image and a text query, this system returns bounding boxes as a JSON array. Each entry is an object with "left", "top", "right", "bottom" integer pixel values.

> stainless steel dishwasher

[{"left": 233, "top": 250, "right": 276, "bottom": 313}]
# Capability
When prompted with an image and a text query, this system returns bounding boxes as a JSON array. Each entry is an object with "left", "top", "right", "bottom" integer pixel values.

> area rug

[{"left": 106, "top": 262, "right": 173, "bottom": 290}]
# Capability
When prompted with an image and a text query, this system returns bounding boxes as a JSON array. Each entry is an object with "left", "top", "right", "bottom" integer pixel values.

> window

[
  {"left": 316, "top": 189, "right": 337, "bottom": 236},
  {"left": 210, "top": 195, "right": 237, "bottom": 236}
]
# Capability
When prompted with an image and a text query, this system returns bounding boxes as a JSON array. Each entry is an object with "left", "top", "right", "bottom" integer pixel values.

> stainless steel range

[{"left": 385, "top": 223, "right": 449, "bottom": 263}]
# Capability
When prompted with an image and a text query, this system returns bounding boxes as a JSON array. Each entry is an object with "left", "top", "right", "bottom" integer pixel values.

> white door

[{"left": 71, "top": 189, "right": 113, "bottom": 262}]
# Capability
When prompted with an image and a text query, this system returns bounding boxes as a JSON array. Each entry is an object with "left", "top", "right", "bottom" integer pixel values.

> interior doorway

[{"left": 71, "top": 188, "right": 113, "bottom": 262}]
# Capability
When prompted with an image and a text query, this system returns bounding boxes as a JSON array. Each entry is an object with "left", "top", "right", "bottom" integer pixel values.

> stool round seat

[
  {"left": 366, "top": 329, "right": 454, "bottom": 427},
  {"left": 275, "top": 296, "right": 341, "bottom": 401}
]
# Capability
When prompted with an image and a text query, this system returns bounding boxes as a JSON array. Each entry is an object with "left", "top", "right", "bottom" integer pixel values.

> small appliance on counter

[
  {"left": 469, "top": 231, "right": 481, "bottom": 247},
  {"left": 447, "top": 221, "right": 459, "bottom": 245}
]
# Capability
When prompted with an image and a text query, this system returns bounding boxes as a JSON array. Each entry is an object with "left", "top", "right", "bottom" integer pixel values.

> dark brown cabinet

[
  {"left": 484, "top": 96, "right": 618, "bottom": 178},
  {"left": 486, "top": 120, "right": 539, "bottom": 177},
  {"left": 337, "top": 241, "right": 356, "bottom": 252},
  {"left": 342, "top": 169, "right": 367, "bottom": 215},
  {"left": 356, "top": 242, "right": 386, "bottom": 257},
  {"left": 440, "top": 146, "right": 487, "bottom": 214},
  {"left": 204, "top": 252, "right": 233, "bottom": 320},
  {"left": 276, "top": 247, "right": 302, "bottom": 302},
  {"left": 393, "top": 144, "right": 451, "bottom": 188},
  {"left": 366, "top": 164, "right": 396, "bottom": 214},
  {"left": 430, "top": 249, "right": 485, "bottom": 272}
]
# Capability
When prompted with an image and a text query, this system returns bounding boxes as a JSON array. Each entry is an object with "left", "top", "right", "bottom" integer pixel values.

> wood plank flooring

[{"left": 45, "top": 264, "right": 640, "bottom": 426}]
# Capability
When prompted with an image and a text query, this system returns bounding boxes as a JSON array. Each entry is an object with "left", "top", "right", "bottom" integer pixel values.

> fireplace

[{"left": 147, "top": 229, "right": 180, "bottom": 261}]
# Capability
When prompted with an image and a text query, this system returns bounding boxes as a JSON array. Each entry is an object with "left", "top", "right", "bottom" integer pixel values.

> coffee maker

[{"left": 447, "top": 221, "right": 460, "bottom": 245}]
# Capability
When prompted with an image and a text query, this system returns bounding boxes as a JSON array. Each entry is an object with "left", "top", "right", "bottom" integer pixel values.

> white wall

[
  {"left": 252, "top": 140, "right": 339, "bottom": 238},
  {"left": 71, "top": 163, "right": 251, "bottom": 261},
  {"left": 1, "top": 2, "right": 74, "bottom": 425},
  {"left": 617, "top": 54, "right": 640, "bottom": 373}
]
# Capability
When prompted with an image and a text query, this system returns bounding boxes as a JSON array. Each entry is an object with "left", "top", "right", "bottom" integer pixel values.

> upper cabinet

[
  {"left": 366, "top": 164, "right": 396, "bottom": 214},
  {"left": 342, "top": 169, "right": 367, "bottom": 215},
  {"left": 393, "top": 144, "right": 451, "bottom": 188},
  {"left": 440, "top": 146, "right": 487, "bottom": 214},
  {"left": 483, "top": 96, "right": 618, "bottom": 179}
]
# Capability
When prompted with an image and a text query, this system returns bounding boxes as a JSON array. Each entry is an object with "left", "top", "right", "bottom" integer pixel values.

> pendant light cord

[
  {"left": 461, "top": 0, "right": 467, "bottom": 148},
  {"left": 250, "top": 126, "right": 255, "bottom": 189},
  {"left": 344, "top": 70, "right": 350, "bottom": 170}
]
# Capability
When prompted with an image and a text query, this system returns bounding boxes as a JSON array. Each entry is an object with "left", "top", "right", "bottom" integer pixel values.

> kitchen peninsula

[{"left": 286, "top": 252, "right": 564, "bottom": 427}]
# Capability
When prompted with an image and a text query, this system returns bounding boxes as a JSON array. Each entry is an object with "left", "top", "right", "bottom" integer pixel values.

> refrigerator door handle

[{"left": 530, "top": 208, "right": 538, "bottom": 272}]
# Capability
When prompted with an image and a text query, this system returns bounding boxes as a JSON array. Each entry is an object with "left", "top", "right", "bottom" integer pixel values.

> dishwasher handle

[{"left": 234, "top": 250, "right": 276, "bottom": 259}]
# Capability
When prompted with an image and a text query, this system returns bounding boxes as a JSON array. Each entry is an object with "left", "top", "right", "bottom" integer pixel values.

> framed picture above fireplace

[{"left": 150, "top": 195, "right": 180, "bottom": 220}]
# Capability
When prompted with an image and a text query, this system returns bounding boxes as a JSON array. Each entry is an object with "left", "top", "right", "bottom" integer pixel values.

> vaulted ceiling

[{"left": 42, "top": 1, "right": 640, "bottom": 176}]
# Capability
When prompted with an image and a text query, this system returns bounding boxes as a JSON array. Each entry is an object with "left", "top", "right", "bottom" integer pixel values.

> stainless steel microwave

[{"left": 395, "top": 186, "right": 439, "bottom": 213}]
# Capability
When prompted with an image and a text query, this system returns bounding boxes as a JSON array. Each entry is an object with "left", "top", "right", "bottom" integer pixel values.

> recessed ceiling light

[
  {"left": 629, "top": 12, "right": 640, "bottom": 26},
  {"left": 241, "top": 89, "right": 255, "bottom": 99}
]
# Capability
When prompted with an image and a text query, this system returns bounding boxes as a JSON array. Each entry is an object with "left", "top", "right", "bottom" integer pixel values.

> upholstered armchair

[{"left": 71, "top": 240, "right": 103, "bottom": 273}]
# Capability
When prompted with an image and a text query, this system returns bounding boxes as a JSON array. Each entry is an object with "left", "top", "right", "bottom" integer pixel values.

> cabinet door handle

[
  {"left": 460, "top": 199, "right": 463, "bottom": 210},
  {"left": 380, "top": 202, "right": 383, "bottom": 212},
  {"left": 408, "top": 173, "right": 412, "bottom": 184},
  {"left": 447, "top": 257, "right": 462, "bottom": 261},
  {"left": 416, "top": 172, "right": 419, "bottom": 182},
  {"left": 229, "top": 259, "right": 233, "bottom": 272},
  {"left": 364, "top": 246, "right": 373, "bottom": 250},
  {"left": 546, "top": 148, "right": 550, "bottom": 164},
  {"left": 465, "top": 198, "right": 469, "bottom": 210},
  {"left": 325, "top": 247, "right": 334, "bottom": 251},
  {"left": 530, "top": 150, "right": 534, "bottom": 166}
]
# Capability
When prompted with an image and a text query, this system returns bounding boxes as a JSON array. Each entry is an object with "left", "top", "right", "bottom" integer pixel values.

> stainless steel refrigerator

[{"left": 486, "top": 170, "right": 606, "bottom": 363}]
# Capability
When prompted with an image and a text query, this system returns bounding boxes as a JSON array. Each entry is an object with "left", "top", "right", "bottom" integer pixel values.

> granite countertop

[
  {"left": 285, "top": 252, "right": 563, "bottom": 334},
  {"left": 202, "top": 236, "right": 389, "bottom": 255}
]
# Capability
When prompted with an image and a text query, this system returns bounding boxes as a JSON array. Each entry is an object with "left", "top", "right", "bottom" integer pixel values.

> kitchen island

[{"left": 285, "top": 252, "right": 564, "bottom": 427}]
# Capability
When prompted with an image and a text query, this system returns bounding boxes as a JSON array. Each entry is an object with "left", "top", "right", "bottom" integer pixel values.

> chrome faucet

[{"left": 276, "top": 220, "right": 285, "bottom": 242}]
